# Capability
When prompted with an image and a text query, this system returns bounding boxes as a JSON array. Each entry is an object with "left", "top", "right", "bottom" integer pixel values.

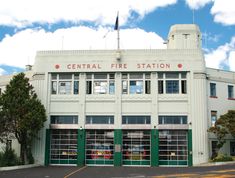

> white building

[{"left": 0, "top": 24, "right": 234, "bottom": 167}]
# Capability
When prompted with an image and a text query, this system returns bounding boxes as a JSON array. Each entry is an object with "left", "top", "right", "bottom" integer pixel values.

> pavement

[{"left": 0, "top": 162, "right": 235, "bottom": 178}]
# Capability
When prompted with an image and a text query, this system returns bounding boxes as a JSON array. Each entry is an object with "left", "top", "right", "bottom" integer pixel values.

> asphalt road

[{"left": 0, "top": 163, "right": 235, "bottom": 178}]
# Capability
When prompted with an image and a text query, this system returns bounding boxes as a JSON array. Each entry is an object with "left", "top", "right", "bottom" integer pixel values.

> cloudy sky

[{"left": 0, "top": 0, "right": 235, "bottom": 75}]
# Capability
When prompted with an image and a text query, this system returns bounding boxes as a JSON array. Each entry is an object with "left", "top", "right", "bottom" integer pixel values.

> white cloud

[
  {"left": 205, "top": 36, "right": 235, "bottom": 70},
  {"left": 0, "top": 68, "right": 6, "bottom": 76},
  {"left": 0, "top": 26, "right": 166, "bottom": 68},
  {"left": 228, "top": 37, "right": 235, "bottom": 71},
  {"left": 185, "top": 0, "right": 235, "bottom": 26},
  {"left": 0, "top": 0, "right": 177, "bottom": 27},
  {"left": 211, "top": 0, "right": 235, "bottom": 25},
  {"left": 185, "top": 0, "right": 212, "bottom": 10}
]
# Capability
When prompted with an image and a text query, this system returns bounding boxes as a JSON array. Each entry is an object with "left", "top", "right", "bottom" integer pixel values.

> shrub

[
  {"left": 212, "top": 153, "right": 233, "bottom": 162},
  {"left": 0, "top": 149, "right": 20, "bottom": 167}
]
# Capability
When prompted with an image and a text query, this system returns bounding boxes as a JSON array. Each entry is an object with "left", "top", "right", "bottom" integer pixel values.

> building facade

[{"left": 0, "top": 24, "right": 234, "bottom": 167}]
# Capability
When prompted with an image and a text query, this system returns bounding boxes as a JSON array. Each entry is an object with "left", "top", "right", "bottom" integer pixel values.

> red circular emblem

[
  {"left": 55, "top": 64, "right": 60, "bottom": 69},
  {"left": 178, "top": 64, "right": 183, "bottom": 68}
]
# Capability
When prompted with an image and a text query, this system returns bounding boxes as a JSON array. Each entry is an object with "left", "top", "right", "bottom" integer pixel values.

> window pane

[
  {"left": 158, "top": 80, "right": 164, "bottom": 94},
  {"left": 145, "top": 81, "right": 151, "bottom": 94},
  {"left": 181, "top": 80, "right": 187, "bottom": 94},
  {"left": 51, "top": 81, "right": 57, "bottom": 94},
  {"left": 86, "top": 81, "right": 92, "bottom": 94},
  {"left": 210, "top": 83, "right": 216, "bottom": 97},
  {"left": 159, "top": 116, "right": 187, "bottom": 124},
  {"left": 51, "top": 116, "right": 78, "bottom": 124},
  {"left": 51, "top": 74, "right": 57, "bottom": 80},
  {"left": 181, "top": 73, "right": 187, "bottom": 79},
  {"left": 86, "top": 74, "right": 92, "bottom": 79},
  {"left": 165, "top": 73, "right": 179, "bottom": 79},
  {"left": 129, "top": 73, "right": 143, "bottom": 79},
  {"left": 109, "top": 81, "right": 115, "bottom": 94},
  {"left": 166, "top": 80, "right": 179, "bottom": 94},
  {"left": 74, "top": 74, "right": 79, "bottom": 80},
  {"left": 130, "top": 81, "right": 143, "bottom": 94},
  {"left": 86, "top": 116, "right": 114, "bottom": 124},
  {"left": 109, "top": 74, "right": 115, "bottom": 79},
  {"left": 59, "top": 82, "right": 71, "bottom": 94},
  {"left": 145, "top": 73, "right": 151, "bottom": 79},
  {"left": 94, "top": 81, "right": 108, "bottom": 94},
  {"left": 94, "top": 74, "right": 107, "bottom": 79},
  {"left": 74, "top": 81, "right": 79, "bottom": 94},
  {"left": 228, "top": 85, "right": 234, "bottom": 98},
  {"left": 122, "top": 74, "right": 128, "bottom": 79},
  {"left": 59, "top": 74, "right": 72, "bottom": 80},
  {"left": 211, "top": 111, "right": 217, "bottom": 127},
  {"left": 122, "top": 80, "right": 128, "bottom": 94},
  {"left": 122, "top": 116, "right": 150, "bottom": 124},
  {"left": 158, "top": 73, "right": 163, "bottom": 79}
]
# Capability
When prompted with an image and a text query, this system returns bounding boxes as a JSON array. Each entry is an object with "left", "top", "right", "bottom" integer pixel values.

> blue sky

[{"left": 0, "top": 0, "right": 234, "bottom": 75}]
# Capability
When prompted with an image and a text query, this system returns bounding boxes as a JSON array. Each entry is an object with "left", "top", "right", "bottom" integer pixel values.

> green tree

[
  {"left": 221, "top": 110, "right": 235, "bottom": 138},
  {"left": 208, "top": 110, "right": 235, "bottom": 159},
  {"left": 0, "top": 73, "right": 46, "bottom": 164}
]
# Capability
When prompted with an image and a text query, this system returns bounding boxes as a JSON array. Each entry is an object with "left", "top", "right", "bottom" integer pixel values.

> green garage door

[
  {"left": 50, "top": 129, "right": 78, "bottom": 165},
  {"left": 159, "top": 130, "right": 188, "bottom": 166},
  {"left": 122, "top": 130, "right": 150, "bottom": 166},
  {"left": 85, "top": 130, "right": 114, "bottom": 165}
]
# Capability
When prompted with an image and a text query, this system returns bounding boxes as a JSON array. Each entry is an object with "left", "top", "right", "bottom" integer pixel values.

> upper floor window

[
  {"left": 228, "top": 85, "right": 234, "bottom": 99},
  {"left": 86, "top": 73, "right": 115, "bottom": 95},
  {"left": 158, "top": 72, "right": 187, "bottom": 94},
  {"left": 211, "top": 111, "right": 217, "bottom": 127},
  {"left": 158, "top": 116, "right": 187, "bottom": 124},
  {"left": 122, "top": 73, "right": 151, "bottom": 94},
  {"left": 210, "top": 83, "right": 216, "bottom": 97},
  {"left": 51, "top": 115, "right": 78, "bottom": 124},
  {"left": 51, "top": 73, "right": 79, "bottom": 95},
  {"left": 86, "top": 116, "right": 114, "bottom": 124},
  {"left": 122, "top": 116, "right": 151, "bottom": 124}
]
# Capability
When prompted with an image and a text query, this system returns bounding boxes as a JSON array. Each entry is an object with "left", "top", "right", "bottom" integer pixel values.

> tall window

[
  {"left": 50, "top": 116, "right": 78, "bottom": 124},
  {"left": 228, "top": 85, "right": 234, "bottom": 99},
  {"left": 211, "top": 111, "right": 217, "bottom": 127},
  {"left": 159, "top": 116, "right": 187, "bottom": 124},
  {"left": 158, "top": 72, "right": 187, "bottom": 94},
  {"left": 86, "top": 116, "right": 114, "bottom": 124},
  {"left": 122, "top": 73, "right": 151, "bottom": 94},
  {"left": 51, "top": 73, "right": 79, "bottom": 95},
  {"left": 86, "top": 73, "right": 115, "bottom": 94},
  {"left": 122, "top": 116, "right": 150, "bottom": 124},
  {"left": 210, "top": 83, "right": 216, "bottom": 97}
]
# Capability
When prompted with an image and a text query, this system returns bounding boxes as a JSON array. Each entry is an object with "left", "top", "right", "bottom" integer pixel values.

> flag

[{"left": 114, "top": 13, "right": 119, "bottom": 30}]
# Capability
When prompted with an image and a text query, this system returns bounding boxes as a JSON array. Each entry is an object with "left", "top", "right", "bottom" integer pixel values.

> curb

[
  {"left": 195, "top": 161, "right": 235, "bottom": 167},
  {"left": 0, "top": 164, "right": 40, "bottom": 171}
]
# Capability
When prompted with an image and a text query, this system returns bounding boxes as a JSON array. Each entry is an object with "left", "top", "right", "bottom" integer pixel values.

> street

[{"left": 0, "top": 163, "right": 235, "bottom": 178}]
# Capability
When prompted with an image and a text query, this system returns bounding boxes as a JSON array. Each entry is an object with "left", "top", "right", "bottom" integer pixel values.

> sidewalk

[
  {"left": 0, "top": 164, "right": 40, "bottom": 171},
  {"left": 196, "top": 161, "right": 235, "bottom": 167}
]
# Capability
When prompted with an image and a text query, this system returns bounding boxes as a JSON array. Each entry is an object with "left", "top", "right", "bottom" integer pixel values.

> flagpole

[
  {"left": 114, "top": 11, "right": 121, "bottom": 60},
  {"left": 116, "top": 11, "right": 120, "bottom": 50},
  {"left": 117, "top": 25, "right": 120, "bottom": 50}
]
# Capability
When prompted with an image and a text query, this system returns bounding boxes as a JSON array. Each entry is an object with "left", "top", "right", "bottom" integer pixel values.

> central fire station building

[{"left": 1, "top": 24, "right": 235, "bottom": 167}]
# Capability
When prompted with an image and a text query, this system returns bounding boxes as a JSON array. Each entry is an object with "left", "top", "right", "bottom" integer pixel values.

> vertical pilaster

[
  {"left": 191, "top": 72, "right": 208, "bottom": 164},
  {"left": 115, "top": 72, "right": 122, "bottom": 129},
  {"left": 44, "top": 129, "right": 50, "bottom": 166},
  {"left": 114, "top": 129, "right": 122, "bottom": 166},
  {"left": 77, "top": 129, "right": 85, "bottom": 166},
  {"left": 151, "top": 129, "right": 159, "bottom": 166}
]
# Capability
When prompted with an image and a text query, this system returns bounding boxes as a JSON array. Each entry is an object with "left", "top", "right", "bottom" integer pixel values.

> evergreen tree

[{"left": 0, "top": 73, "right": 46, "bottom": 164}]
